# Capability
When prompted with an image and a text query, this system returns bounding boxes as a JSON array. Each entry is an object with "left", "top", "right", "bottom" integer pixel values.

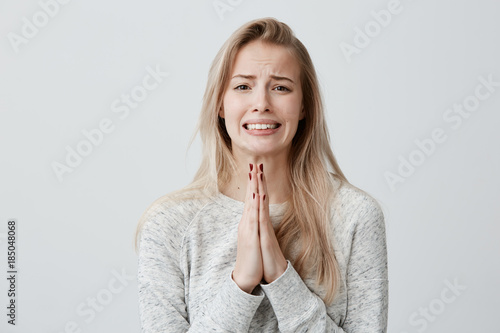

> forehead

[{"left": 231, "top": 40, "right": 300, "bottom": 78}]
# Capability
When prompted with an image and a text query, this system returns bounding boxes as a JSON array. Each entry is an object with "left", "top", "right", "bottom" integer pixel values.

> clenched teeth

[{"left": 245, "top": 123, "right": 279, "bottom": 130}]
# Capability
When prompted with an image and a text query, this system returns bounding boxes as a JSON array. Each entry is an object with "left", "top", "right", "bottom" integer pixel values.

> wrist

[
  {"left": 264, "top": 260, "right": 288, "bottom": 284},
  {"left": 231, "top": 271, "right": 256, "bottom": 294}
]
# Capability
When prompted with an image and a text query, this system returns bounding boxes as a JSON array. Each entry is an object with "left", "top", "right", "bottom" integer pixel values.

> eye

[
  {"left": 274, "top": 86, "right": 290, "bottom": 92},
  {"left": 235, "top": 85, "right": 250, "bottom": 90}
]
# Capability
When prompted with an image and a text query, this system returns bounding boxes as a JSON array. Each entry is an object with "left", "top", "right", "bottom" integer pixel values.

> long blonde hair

[{"left": 135, "top": 17, "right": 365, "bottom": 305}]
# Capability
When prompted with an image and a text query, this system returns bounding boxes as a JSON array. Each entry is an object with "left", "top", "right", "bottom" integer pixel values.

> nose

[{"left": 253, "top": 85, "right": 271, "bottom": 112}]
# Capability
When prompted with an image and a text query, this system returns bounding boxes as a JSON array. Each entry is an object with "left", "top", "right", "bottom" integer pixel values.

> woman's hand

[
  {"left": 232, "top": 163, "right": 288, "bottom": 294},
  {"left": 232, "top": 164, "right": 264, "bottom": 294},
  {"left": 257, "top": 164, "right": 288, "bottom": 284}
]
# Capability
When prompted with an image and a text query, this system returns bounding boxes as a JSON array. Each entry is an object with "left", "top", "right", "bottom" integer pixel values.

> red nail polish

[
  {"left": 249, "top": 163, "right": 253, "bottom": 172},
  {"left": 259, "top": 164, "right": 263, "bottom": 172},
  {"left": 260, "top": 173, "right": 263, "bottom": 181},
  {"left": 249, "top": 173, "right": 252, "bottom": 180},
  {"left": 263, "top": 194, "right": 266, "bottom": 201},
  {"left": 253, "top": 193, "right": 255, "bottom": 199}
]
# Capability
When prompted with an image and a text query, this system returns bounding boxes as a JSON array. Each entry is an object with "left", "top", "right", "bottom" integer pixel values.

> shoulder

[
  {"left": 330, "top": 176, "right": 386, "bottom": 232},
  {"left": 138, "top": 190, "right": 213, "bottom": 245},
  {"left": 329, "top": 178, "right": 388, "bottom": 272}
]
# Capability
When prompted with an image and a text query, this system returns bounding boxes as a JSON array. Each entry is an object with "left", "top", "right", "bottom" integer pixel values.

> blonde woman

[{"left": 135, "top": 17, "right": 388, "bottom": 332}]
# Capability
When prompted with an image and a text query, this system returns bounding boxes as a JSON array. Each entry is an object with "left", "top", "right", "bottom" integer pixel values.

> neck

[{"left": 220, "top": 149, "right": 291, "bottom": 204}]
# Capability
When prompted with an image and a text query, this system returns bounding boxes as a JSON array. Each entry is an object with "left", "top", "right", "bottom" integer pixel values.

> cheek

[
  {"left": 283, "top": 104, "right": 303, "bottom": 121},
  {"left": 221, "top": 107, "right": 242, "bottom": 137},
  {"left": 223, "top": 95, "right": 238, "bottom": 115},
  {"left": 224, "top": 95, "right": 246, "bottom": 113},
  {"left": 224, "top": 96, "right": 247, "bottom": 121},
  {"left": 223, "top": 107, "right": 240, "bottom": 126},
  {"left": 281, "top": 94, "right": 302, "bottom": 113}
]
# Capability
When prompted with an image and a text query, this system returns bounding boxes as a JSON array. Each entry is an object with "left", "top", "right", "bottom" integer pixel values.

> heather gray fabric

[{"left": 137, "top": 182, "right": 388, "bottom": 332}]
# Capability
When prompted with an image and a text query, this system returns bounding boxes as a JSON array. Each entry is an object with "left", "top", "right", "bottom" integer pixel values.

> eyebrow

[{"left": 231, "top": 74, "right": 295, "bottom": 85}]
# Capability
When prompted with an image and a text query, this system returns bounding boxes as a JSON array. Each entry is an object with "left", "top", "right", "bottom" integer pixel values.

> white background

[{"left": 1, "top": 0, "right": 499, "bottom": 332}]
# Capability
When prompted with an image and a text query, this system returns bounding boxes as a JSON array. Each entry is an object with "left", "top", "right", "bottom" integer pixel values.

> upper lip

[{"left": 243, "top": 119, "right": 281, "bottom": 126}]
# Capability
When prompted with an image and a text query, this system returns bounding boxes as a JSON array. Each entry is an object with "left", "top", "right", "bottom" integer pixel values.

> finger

[
  {"left": 252, "top": 181, "right": 260, "bottom": 233},
  {"left": 250, "top": 162, "right": 259, "bottom": 220},
  {"left": 258, "top": 170, "right": 270, "bottom": 235},
  {"left": 259, "top": 164, "right": 268, "bottom": 201},
  {"left": 248, "top": 163, "right": 261, "bottom": 232},
  {"left": 243, "top": 163, "right": 254, "bottom": 214},
  {"left": 251, "top": 162, "right": 259, "bottom": 195}
]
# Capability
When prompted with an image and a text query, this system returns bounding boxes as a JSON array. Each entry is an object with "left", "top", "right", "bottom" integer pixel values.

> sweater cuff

[
  {"left": 206, "top": 269, "right": 264, "bottom": 332},
  {"left": 260, "top": 260, "right": 320, "bottom": 328}
]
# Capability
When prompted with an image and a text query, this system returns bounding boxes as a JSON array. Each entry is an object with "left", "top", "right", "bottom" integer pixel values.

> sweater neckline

[{"left": 214, "top": 191, "right": 289, "bottom": 217}]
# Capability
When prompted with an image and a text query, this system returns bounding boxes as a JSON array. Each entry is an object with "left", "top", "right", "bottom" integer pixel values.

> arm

[
  {"left": 342, "top": 199, "right": 389, "bottom": 330},
  {"left": 259, "top": 199, "right": 389, "bottom": 332},
  {"left": 137, "top": 205, "right": 265, "bottom": 332}
]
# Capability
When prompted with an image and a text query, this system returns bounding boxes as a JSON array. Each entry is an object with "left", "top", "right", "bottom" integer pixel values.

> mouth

[{"left": 243, "top": 123, "right": 282, "bottom": 130}]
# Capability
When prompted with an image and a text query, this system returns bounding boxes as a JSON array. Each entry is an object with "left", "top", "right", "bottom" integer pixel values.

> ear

[{"left": 219, "top": 106, "right": 224, "bottom": 118}]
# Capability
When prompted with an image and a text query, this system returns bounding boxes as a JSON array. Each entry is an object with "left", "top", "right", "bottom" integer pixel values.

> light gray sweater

[{"left": 137, "top": 182, "right": 388, "bottom": 332}]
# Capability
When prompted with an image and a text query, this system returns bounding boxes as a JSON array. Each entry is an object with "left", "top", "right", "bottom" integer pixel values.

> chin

[{"left": 246, "top": 145, "right": 289, "bottom": 157}]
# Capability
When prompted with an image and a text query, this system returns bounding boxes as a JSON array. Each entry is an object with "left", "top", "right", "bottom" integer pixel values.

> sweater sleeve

[
  {"left": 259, "top": 199, "right": 389, "bottom": 332},
  {"left": 137, "top": 204, "right": 265, "bottom": 332}
]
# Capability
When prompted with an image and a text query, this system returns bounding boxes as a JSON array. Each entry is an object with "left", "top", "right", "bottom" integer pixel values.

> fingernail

[
  {"left": 249, "top": 173, "right": 252, "bottom": 180},
  {"left": 260, "top": 173, "right": 263, "bottom": 181},
  {"left": 249, "top": 163, "right": 253, "bottom": 172},
  {"left": 259, "top": 164, "right": 263, "bottom": 172},
  {"left": 253, "top": 193, "right": 255, "bottom": 199},
  {"left": 263, "top": 194, "right": 266, "bottom": 201}
]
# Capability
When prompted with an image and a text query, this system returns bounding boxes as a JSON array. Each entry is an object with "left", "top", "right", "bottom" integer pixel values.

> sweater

[{"left": 137, "top": 181, "right": 388, "bottom": 332}]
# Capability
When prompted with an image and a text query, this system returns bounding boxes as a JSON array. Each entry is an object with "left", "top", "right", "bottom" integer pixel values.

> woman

[{"left": 135, "top": 17, "right": 388, "bottom": 332}]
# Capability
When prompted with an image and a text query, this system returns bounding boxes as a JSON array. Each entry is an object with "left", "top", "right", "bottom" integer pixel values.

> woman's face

[{"left": 220, "top": 40, "right": 304, "bottom": 159}]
